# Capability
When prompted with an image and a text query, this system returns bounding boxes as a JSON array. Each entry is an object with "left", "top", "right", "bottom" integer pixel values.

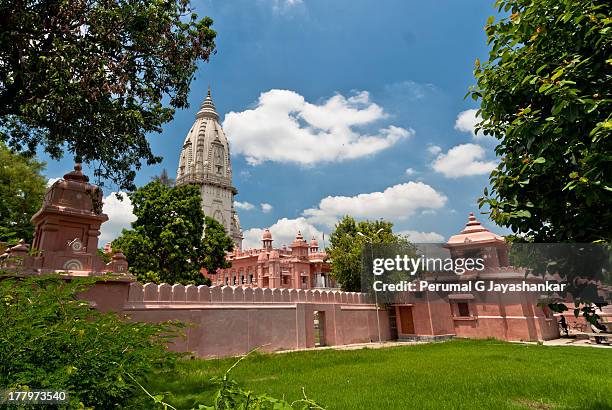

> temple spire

[{"left": 197, "top": 86, "right": 218, "bottom": 120}]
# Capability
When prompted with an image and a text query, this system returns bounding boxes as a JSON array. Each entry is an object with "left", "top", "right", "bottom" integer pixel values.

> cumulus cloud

[
  {"left": 99, "top": 192, "right": 136, "bottom": 245},
  {"left": 432, "top": 143, "right": 497, "bottom": 178},
  {"left": 455, "top": 109, "right": 492, "bottom": 140},
  {"left": 260, "top": 203, "right": 273, "bottom": 213},
  {"left": 427, "top": 145, "right": 442, "bottom": 155},
  {"left": 405, "top": 168, "right": 417, "bottom": 176},
  {"left": 46, "top": 178, "right": 60, "bottom": 187},
  {"left": 303, "top": 182, "right": 447, "bottom": 228},
  {"left": 384, "top": 80, "right": 435, "bottom": 101},
  {"left": 234, "top": 201, "right": 255, "bottom": 211},
  {"left": 398, "top": 230, "right": 445, "bottom": 243},
  {"left": 223, "top": 89, "right": 413, "bottom": 166},
  {"left": 272, "top": 0, "right": 302, "bottom": 11},
  {"left": 242, "top": 217, "right": 323, "bottom": 250}
]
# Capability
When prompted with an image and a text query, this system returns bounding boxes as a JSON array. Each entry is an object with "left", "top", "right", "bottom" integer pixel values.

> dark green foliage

[
  {"left": 0, "top": 274, "right": 181, "bottom": 408},
  {"left": 0, "top": 0, "right": 216, "bottom": 191},
  {"left": 471, "top": 0, "right": 611, "bottom": 242},
  {"left": 152, "top": 168, "right": 176, "bottom": 188},
  {"left": 327, "top": 216, "right": 409, "bottom": 291},
  {"left": 202, "top": 216, "right": 233, "bottom": 276},
  {"left": 113, "top": 181, "right": 233, "bottom": 285},
  {"left": 96, "top": 248, "right": 111, "bottom": 264},
  {"left": 0, "top": 142, "right": 46, "bottom": 243}
]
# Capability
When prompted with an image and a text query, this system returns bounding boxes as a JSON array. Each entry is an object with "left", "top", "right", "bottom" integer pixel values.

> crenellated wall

[
  {"left": 105, "top": 283, "right": 392, "bottom": 358},
  {"left": 126, "top": 283, "right": 368, "bottom": 305}
]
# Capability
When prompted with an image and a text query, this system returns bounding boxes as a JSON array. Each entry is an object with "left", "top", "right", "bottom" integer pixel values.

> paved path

[
  {"left": 275, "top": 337, "right": 611, "bottom": 355},
  {"left": 538, "top": 337, "right": 612, "bottom": 349}
]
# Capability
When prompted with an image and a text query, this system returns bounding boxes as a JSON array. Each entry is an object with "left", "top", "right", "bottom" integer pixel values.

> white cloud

[
  {"left": 455, "top": 109, "right": 491, "bottom": 140},
  {"left": 398, "top": 230, "right": 445, "bottom": 243},
  {"left": 235, "top": 201, "right": 255, "bottom": 211},
  {"left": 405, "top": 168, "right": 417, "bottom": 176},
  {"left": 223, "top": 89, "right": 413, "bottom": 166},
  {"left": 303, "top": 182, "right": 447, "bottom": 228},
  {"left": 432, "top": 143, "right": 497, "bottom": 178},
  {"left": 260, "top": 203, "right": 273, "bottom": 213},
  {"left": 427, "top": 145, "right": 442, "bottom": 155},
  {"left": 242, "top": 217, "right": 323, "bottom": 250},
  {"left": 384, "top": 80, "right": 435, "bottom": 101},
  {"left": 99, "top": 192, "right": 136, "bottom": 245},
  {"left": 272, "top": 0, "right": 302, "bottom": 9},
  {"left": 46, "top": 178, "right": 60, "bottom": 187}
]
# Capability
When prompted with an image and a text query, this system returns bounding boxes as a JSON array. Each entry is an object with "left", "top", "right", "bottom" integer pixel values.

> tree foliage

[
  {"left": 471, "top": 0, "right": 611, "bottom": 242},
  {"left": 0, "top": 0, "right": 216, "bottom": 191},
  {"left": 0, "top": 142, "right": 46, "bottom": 243},
  {"left": 327, "top": 216, "right": 408, "bottom": 292},
  {"left": 112, "top": 181, "right": 232, "bottom": 285},
  {"left": 0, "top": 274, "right": 180, "bottom": 408},
  {"left": 202, "top": 216, "right": 234, "bottom": 275},
  {"left": 151, "top": 168, "right": 175, "bottom": 188}
]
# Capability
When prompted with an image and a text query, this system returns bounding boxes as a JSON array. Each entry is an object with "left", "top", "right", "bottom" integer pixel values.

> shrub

[{"left": 0, "top": 273, "right": 182, "bottom": 408}]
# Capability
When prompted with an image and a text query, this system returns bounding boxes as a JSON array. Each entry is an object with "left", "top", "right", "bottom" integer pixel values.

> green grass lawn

[{"left": 143, "top": 339, "right": 612, "bottom": 410}]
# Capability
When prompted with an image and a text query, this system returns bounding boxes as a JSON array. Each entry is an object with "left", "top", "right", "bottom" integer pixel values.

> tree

[
  {"left": 112, "top": 181, "right": 231, "bottom": 285},
  {"left": 202, "top": 216, "right": 234, "bottom": 275},
  {"left": 0, "top": 1, "right": 216, "bottom": 191},
  {"left": 471, "top": 0, "right": 611, "bottom": 322},
  {"left": 471, "top": 0, "right": 611, "bottom": 242},
  {"left": 151, "top": 168, "right": 175, "bottom": 187},
  {"left": 327, "top": 216, "right": 409, "bottom": 292},
  {"left": 0, "top": 142, "right": 46, "bottom": 243}
]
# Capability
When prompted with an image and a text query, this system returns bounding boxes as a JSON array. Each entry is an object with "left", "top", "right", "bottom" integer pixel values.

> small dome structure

[
  {"left": 447, "top": 212, "right": 504, "bottom": 245},
  {"left": 263, "top": 229, "right": 273, "bottom": 240}
]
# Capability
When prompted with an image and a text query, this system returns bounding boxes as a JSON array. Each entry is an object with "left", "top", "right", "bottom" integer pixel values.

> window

[
  {"left": 457, "top": 302, "right": 470, "bottom": 317},
  {"left": 249, "top": 274, "right": 253, "bottom": 284}
]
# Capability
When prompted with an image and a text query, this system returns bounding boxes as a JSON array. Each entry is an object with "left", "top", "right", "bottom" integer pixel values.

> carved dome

[
  {"left": 175, "top": 87, "right": 243, "bottom": 250},
  {"left": 447, "top": 212, "right": 504, "bottom": 245},
  {"left": 175, "top": 88, "right": 235, "bottom": 191},
  {"left": 263, "top": 229, "right": 273, "bottom": 241}
]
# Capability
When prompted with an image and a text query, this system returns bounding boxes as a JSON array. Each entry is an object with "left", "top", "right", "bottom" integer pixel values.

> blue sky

[{"left": 42, "top": 0, "right": 508, "bottom": 247}]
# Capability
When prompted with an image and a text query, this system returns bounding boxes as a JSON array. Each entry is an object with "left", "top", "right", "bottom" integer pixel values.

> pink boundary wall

[{"left": 86, "top": 282, "right": 393, "bottom": 358}]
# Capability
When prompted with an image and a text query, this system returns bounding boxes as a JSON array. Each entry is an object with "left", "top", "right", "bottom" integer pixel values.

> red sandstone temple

[
  {"left": 208, "top": 229, "right": 335, "bottom": 289},
  {"left": 0, "top": 164, "right": 127, "bottom": 276},
  {"left": 2, "top": 163, "right": 611, "bottom": 357}
]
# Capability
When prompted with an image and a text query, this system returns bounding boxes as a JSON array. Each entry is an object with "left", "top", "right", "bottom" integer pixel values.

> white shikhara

[{"left": 176, "top": 88, "right": 243, "bottom": 249}]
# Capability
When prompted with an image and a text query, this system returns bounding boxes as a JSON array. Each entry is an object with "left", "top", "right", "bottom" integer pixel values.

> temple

[
  {"left": 175, "top": 88, "right": 243, "bottom": 249},
  {"left": 1, "top": 166, "right": 610, "bottom": 355},
  {"left": 0, "top": 164, "right": 127, "bottom": 275},
  {"left": 208, "top": 229, "right": 336, "bottom": 289}
]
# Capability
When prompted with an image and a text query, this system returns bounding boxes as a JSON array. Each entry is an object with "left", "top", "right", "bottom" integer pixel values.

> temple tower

[{"left": 176, "top": 88, "right": 243, "bottom": 249}]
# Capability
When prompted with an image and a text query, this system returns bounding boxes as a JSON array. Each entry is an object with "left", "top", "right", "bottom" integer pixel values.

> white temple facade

[{"left": 176, "top": 88, "right": 243, "bottom": 249}]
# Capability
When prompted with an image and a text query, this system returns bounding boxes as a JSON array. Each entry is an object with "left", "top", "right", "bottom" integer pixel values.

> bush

[{"left": 0, "top": 274, "right": 182, "bottom": 408}]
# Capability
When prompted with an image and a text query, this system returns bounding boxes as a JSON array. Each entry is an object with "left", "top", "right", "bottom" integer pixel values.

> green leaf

[{"left": 550, "top": 68, "right": 565, "bottom": 81}]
